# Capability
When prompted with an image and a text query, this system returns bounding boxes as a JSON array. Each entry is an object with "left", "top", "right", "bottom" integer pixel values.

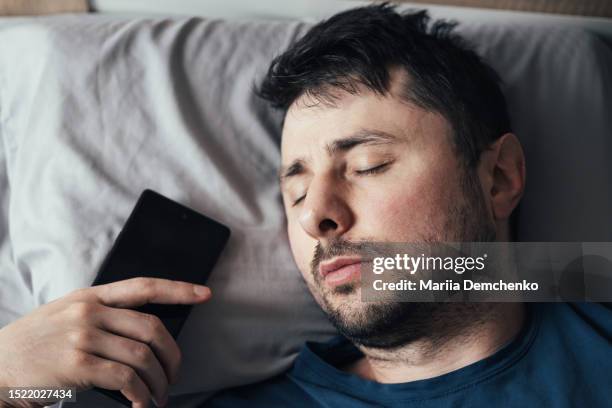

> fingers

[
  {"left": 69, "top": 328, "right": 169, "bottom": 406},
  {"left": 96, "top": 306, "right": 181, "bottom": 384},
  {"left": 89, "top": 277, "right": 211, "bottom": 308},
  {"left": 72, "top": 352, "right": 152, "bottom": 407},
  {"left": 59, "top": 277, "right": 209, "bottom": 406}
]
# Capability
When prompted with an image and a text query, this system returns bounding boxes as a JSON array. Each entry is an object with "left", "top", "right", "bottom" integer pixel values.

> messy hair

[{"left": 258, "top": 3, "right": 512, "bottom": 167}]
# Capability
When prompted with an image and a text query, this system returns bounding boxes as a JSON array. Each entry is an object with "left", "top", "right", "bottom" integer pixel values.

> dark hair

[{"left": 258, "top": 3, "right": 512, "bottom": 167}]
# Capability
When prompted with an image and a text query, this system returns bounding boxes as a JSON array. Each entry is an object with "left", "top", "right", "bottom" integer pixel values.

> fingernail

[{"left": 193, "top": 285, "right": 210, "bottom": 297}]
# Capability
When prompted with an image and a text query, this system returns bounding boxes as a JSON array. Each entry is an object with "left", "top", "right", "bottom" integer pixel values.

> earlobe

[{"left": 488, "top": 133, "right": 526, "bottom": 221}]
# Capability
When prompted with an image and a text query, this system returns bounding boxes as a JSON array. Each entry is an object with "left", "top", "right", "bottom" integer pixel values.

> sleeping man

[
  {"left": 206, "top": 4, "right": 612, "bottom": 407},
  {"left": 0, "top": 4, "right": 610, "bottom": 408}
]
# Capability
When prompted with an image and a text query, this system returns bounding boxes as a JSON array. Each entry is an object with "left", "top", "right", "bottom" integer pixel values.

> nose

[{"left": 298, "top": 176, "right": 354, "bottom": 240}]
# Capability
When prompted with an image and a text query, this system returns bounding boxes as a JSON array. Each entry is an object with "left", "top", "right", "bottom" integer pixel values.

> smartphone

[{"left": 90, "top": 189, "right": 230, "bottom": 406}]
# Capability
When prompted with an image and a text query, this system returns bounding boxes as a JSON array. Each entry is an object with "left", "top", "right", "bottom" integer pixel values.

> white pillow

[
  {"left": 0, "top": 15, "right": 335, "bottom": 405},
  {"left": 457, "top": 22, "right": 612, "bottom": 241}
]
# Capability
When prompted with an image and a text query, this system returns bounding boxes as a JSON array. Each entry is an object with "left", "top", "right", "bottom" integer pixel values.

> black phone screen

[{"left": 90, "top": 189, "right": 230, "bottom": 405}]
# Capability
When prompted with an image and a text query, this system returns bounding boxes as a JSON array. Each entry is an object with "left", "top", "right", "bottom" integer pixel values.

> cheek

[
  {"left": 360, "top": 166, "right": 457, "bottom": 240},
  {"left": 364, "top": 191, "right": 437, "bottom": 240}
]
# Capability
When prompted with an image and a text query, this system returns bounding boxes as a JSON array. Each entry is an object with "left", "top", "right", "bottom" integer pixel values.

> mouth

[{"left": 319, "top": 256, "right": 364, "bottom": 288}]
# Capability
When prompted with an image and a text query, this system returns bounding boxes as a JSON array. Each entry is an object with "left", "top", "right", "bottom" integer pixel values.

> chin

[
  {"left": 315, "top": 282, "right": 366, "bottom": 315},
  {"left": 316, "top": 282, "right": 435, "bottom": 349}
]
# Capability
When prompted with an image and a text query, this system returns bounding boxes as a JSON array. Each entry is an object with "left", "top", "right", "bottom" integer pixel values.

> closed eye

[
  {"left": 355, "top": 162, "right": 392, "bottom": 175},
  {"left": 290, "top": 161, "right": 392, "bottom": 206},
  {"left": 292, "top": 194, "right": 306, "bottom": 207}
]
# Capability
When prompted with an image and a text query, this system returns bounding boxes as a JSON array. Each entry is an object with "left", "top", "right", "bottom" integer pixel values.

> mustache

[
  {"left": 309, "top": 238, "right": 442, "bottom": 278},
  {"left": 310, "top": 238, "right": 387, "bottom": 277}
]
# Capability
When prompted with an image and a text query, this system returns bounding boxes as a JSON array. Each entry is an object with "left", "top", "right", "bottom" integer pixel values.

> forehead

[{"left": 280, "top": 83, "right": 452, "bottom": 163}]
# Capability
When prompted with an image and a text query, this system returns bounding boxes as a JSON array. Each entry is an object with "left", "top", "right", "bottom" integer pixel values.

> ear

[{"left": 477, "top": 133, "right": 526, "bottom": 221}]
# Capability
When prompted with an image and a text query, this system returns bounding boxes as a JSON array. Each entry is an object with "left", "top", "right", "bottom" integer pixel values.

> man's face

[{"left": 279, "top": 74, "right": 496, "bottom": 347}]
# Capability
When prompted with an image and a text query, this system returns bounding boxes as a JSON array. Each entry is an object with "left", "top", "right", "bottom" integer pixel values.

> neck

[{"left": 345, "top": 303, "right": 525, "bottom": 383}]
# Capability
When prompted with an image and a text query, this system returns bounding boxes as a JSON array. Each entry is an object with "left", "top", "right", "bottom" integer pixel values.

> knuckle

[
  {"left": 143, "top": 313, "right": 164, "bottom": 336},
  {"left": 68, "top": 329, "right": 95, "bottom": 349},
  {"left": 131, "top": 343, "right": 152, "bottom": 363},
  {"left": 118, "top": 366, "right": 138, "bottom": 388},
  {"left": 69, "top": 350, "right": 94, "bottom": 368},
  {"left": 67, "top": 301, "right": 95, "bottom": 318},
  {"left": 68, "top": 287, "right": 89, "bottom": 300},
  {"left": 135, "top": 277, "right": 154, "bottom": 290}
]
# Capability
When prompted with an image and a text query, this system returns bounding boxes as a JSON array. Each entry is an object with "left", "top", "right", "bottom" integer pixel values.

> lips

[
  {"left": 319, "top": 257, "right": 363, "bottom": 287},
  {"left": 319, "top": 257, "right": 362, "bottom": 277}
]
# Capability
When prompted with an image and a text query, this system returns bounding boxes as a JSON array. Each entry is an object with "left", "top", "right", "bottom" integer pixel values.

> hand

[{"left": 0, "top": 277, "right": 212, "bottom": 408}]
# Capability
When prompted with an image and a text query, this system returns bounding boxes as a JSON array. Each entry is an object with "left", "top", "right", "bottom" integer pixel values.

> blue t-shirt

[{"left": 206, "top": 303, "right": 612, "bottom": 407}]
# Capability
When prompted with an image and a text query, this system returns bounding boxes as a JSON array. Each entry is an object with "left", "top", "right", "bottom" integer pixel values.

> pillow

[
  {"left": 456, "top": 22, "right": 612, "bottom": 241},
  {"left": 0, "top": 13, "right": 611, "bottom": 407},
  {"left": 0, "top": 105, "right": 36, "bottom": 327},
  {"left": 0, "top": 15, "right": 335, "bottom": 406}
]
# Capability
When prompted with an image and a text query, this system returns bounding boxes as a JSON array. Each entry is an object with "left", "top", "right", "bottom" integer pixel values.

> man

[
  {"left": 0, "top": 4, "right": 609, "bottom": 408},
  {"left": 205, "top": 4, "right": 612, "bottom": 407}
]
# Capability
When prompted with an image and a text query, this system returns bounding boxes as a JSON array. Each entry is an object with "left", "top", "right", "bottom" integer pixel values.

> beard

[{"left": 308, "top": 164, "right": 497, "bottom": 349}]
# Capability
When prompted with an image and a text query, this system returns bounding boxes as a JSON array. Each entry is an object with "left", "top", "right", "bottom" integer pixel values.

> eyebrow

[
  {"left": 326, "top": 129, "right": 397, "bottom": 154},
  {"left": 279, "top": 129, "right": 398, "bottom": 184}
]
